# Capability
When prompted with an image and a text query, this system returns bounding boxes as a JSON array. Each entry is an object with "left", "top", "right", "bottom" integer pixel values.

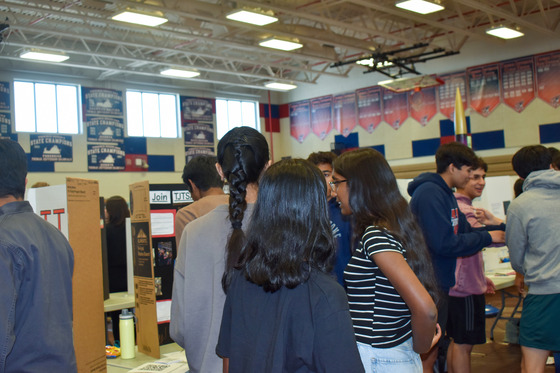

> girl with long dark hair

[
  {"left": 332, "top": 148, "right": 440, "bottom": 373},
  {"left": 170, "top": 126, "right": 270, "bottom": 373},
  {"left": 216, "top": 159, "right": 364, "bottom": 373}
]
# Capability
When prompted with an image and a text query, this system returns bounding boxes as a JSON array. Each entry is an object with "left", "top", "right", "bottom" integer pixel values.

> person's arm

[
  {"left": 505, "top": 210, "right": 527, "bottom": 274},
  {"left": 169, "top": 236, "right": 188, "bottom": 347},
  {"left": 474, "top": 207, "right": 504, "bottom": 226},
  {"left": 411, "top": 188, "right": 491, "bottom": 258},
  {"left": 374, "top": 251, "right": 438, "bottom": 354},
  {"left": 222, "top": 358, "right": 229, "bottom": 373},
  {"left": 0, "top": 243, "right": 23, "bottom": 367}
]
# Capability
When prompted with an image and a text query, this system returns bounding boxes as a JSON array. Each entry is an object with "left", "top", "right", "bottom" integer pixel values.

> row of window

[{"left": 11, "top": 81, "right": 260, "bottom": 139}]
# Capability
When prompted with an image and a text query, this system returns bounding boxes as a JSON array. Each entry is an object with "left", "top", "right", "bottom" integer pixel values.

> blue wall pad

[
  {"left": 123, "top": 137, "right": 147, "bottom": 155},
  {"left": 334, "top": 132, "right": 359, "bottom": 150},
  {"left": 472, "top": 130, "right": 505, "bottom": 151},
  {"left": 439, "top": 118, "right": 471, "bottom": 137},
  {"left": 412, "top": 138, "right": 441, "bottom": 158},
  {"left": 27, "top": 154, "right": 55, "bottom": 172},
  {"left": 367, "top": 144, "right": 385, "bottom": 157},
  {"left": 539, "top": 122, "right": 560, "bottom": 144},
  {"left": 148, "top": 155, "right": 175, "bottom": 172}
]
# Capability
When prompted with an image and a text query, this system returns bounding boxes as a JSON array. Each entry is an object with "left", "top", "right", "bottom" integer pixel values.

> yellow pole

[{"left": 454, "top": 87, "right": 471, "bottom": 147}]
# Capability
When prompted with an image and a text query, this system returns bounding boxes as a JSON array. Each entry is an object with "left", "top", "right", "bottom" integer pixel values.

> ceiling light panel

[
  {"left": 112, "top": 11, "right": 168, "bottom": 27},
  {"left": 20, "top": 50, "right": 69, "bottom": 62},
  {"left": 160, "top": 68, "right": 200, "bottom": 78},
  {"left": 259, "top": 38, "right": 303, "bottom": 51},
  {"left": 486, "top": 26, "right": 524, "bottom": 39},
  {"left": 226, "top": 10, "right": 278, "bottom": 26},
  {"left": 395, "top": 0, "right": 444, "bottom": 14},
  {"left": 265, "top": 82, "right": 297, "bottom": 90}
]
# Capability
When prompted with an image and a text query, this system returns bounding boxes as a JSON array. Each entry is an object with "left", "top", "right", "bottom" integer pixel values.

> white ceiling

[{"left": 0, "top": 0, "right": 559, "bottom": 96}]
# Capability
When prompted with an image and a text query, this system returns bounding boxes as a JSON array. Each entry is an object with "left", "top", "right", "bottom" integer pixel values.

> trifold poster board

[
  {"left": 129, "top": 181, "right": 160, "bottom": 359},
  {"left": 27, "top": 178, "right": 106, "bottom": 373}
]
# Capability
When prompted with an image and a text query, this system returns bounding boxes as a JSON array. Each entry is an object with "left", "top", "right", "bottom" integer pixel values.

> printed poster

[
  {"left": 185, "top": 146, "right": 215, "bottom": 163},
  {"left": 500, "top": 57, "right": 535, "bottom": 113},
  {"left": 333, "top": 92, "right": 357, "bottom": 137},
  {"left": 408, "top": 87, "right": 437, "bottom": 126},
  {"left": 131, "top": 221, "right": 153, "bottom": 278},
  {"left": 183, "top": 122, "right": 215, "bottom": 147},
  {"left": 181, "top": 96, "right": 214, "bottom": 124},
  {"left": 310, "top": 95, "right": 333, "bottom": 140},
  {"left": 438, "top": 72, "right": 467, "bottom": 119},
  {"left": 0, "top": 112, "right": 11, "bottom": 136},
  {"left": 289, "top": 100, "right": 311, "bottom": 143},
  {"left": 467, "top": 64, "right": 501, "bottom": 117},
  {"left": 82, "top": 87, "right": 124, "bottom": 117},
  {"left": 30, "top": 135, "right": 73, "bottom": 162},
  {"left": 356, "top": 86, "right": 382, "bottom": 133},
  {"left": 85, "top": 117, "right": 124, "bottom": 144},
  {"left": 382, "top": 89, "right": 408, "bottom": 129},
  {"left": 534, "top": 51, "right": 560, "bottom": 108},
  {"left": 87, "top": 144, "right": 125, "bottom": 170},
  {"left": 0, "top": 81, "right": 9, "bottom": 111}
]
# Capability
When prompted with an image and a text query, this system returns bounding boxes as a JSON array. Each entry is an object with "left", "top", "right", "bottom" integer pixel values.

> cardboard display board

[
  {"left": 129, "top": 181, "right": 160, "bottom": 359},
  {"left": 28, "top": 179, "right": 107, "bottom": 373}
]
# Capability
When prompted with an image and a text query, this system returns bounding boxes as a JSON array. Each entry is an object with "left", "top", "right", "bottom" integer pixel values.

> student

[
  {"left": 447, "top": 157, "right": 498, "bottom": 373},
  {"left": 0, "top": 139, "right": 77, "bottom": 372},
  {"left": 307, "top": 151, "right": 352, "bottom": 287},
  {"left": 407, "top": 142, "right": 504, "bottom": 372},
  {"left": 332, "top": 148, "right": 440, "bottom": 373},
  {"left": 216, "top": 159, "right": 364, "bottom": 373},
  {"left": 170, "top": 127, "right": 270, "bottom": 373},
  {"left": 174, "top": 155, "right": 227, "bottom": 247},
  {"left": 506, "top": 145, "right": 560, "bottom": 373}
]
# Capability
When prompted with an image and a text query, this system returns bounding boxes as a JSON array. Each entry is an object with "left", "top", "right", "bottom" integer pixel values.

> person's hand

[
  {"left": 474, "top": 208, "right": 503, "bottom": 226},
  {"left": 430, "top": 323, "right": 442, "bottom": 350},
  {"left": 485, "top": 277, "right": 496, "bottom": 294},
  {"left": 515, "top": 272, "right": 526, "bottom": 295},
  {"left": 489, "top": 230, "right": 505, "bottom": 243}
]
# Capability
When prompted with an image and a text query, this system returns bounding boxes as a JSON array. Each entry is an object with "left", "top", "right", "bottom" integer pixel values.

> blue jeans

[{"left": 357, "top": 338, "right": 422, "bottom": 373}]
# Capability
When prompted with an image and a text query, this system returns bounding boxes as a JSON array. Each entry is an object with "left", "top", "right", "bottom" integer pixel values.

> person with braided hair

[{"left": 170, "top": 126, "right": 270, "bottom": 373}]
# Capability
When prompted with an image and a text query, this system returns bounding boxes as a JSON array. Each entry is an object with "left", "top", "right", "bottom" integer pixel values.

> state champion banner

[
  {"left": 500, "top": 56, "right": 536, "bottom": 113},
  {"left": 289, "top": 100, "right": 311, "bottom": 143},
  {"left": 408, "top": 87, "right": 437, "bottom": 126},
  {"left": 356, "top": 86, "right": 382, "bottom": 133},
  {"left": 87, "top": 144, "right": 125, "bottom": 171},
  {"left": 30, "top": 135, "right": 73, "bottom": 162},
  {"left": 333, "top": 92, "right": 357, "bottom": 137},
  {"left": 310, "top": 95, "right": 333, "bottom": 140},
  {"left": 0, "top": 112, "right": 11, "bottom": 136},
  {"left": 86, "top": 117, "right": 125, "bottom": 144},
  {"left": 82, "top": 87, "right": 124, "bottom": 117},
  {"left": 0, "top": 81, "right": 10, "bottom": 111},
  {"left": 183, "top": 122, "right": 215, "bottom": 147},
  {"left": 382, "top": 88, "right": 408, "bottom": 130},
  {"left": 534, "top": 50, "right": 560, "bottom": 108},
  {"left": 181, "top": 96, "right": 214, "bottom": 124},
  {"left": 467, "top": 63, "right": 501, "bottom": 117},
  {"left": 438, "top": 72, "right": 467, "bottom": 119}
]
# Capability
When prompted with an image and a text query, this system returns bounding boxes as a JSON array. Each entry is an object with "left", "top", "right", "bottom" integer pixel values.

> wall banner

[
  {"left": 82, "top": 87, "right": 124, "bottom": 117},
  {"left": 534, "top": 50, "right": 560, "bottom": 108},
  {"left": 87, "top": 144, "right": 125, "bottom": 170},
  {"left": 183, "top": 122, "right": 215, "bottom": 147},
  {"left": 333, "top": 92, "right": 357, "bottom": 137},
  {"left": 409, "top": 87, "right": 437, "bottom": 126},
  {"left": 0, "top": 81, "right": 10, "bottom": 111},
  {"left": 310, "top": 95, "right": 333, "bottom": 140},
  {"left": 467, "top": 63, "right": 501, "bottom": 117},
  {"left": 382, "top": 89, "right": 408, "bottom": 130},
  {"left": 438, "top": 72, "right": 467, "bottom": 119},
  {"left": 185, "top": 146, "right": 215, "bottom": 163},
  {"left": 289, "top": 100, "right": 311, "bottom": 143},
  {"left": 0, "top": 112, "right": 11, "bottom": 135},
  {"left": 181, "top": 96, "right": 214, "bottom": 124},
  {"left": 500, "top": 56, "right": 536, "bottom": 113},
  {"left": 86, "top": 117, "right": 124, "bottom": 144},
  {"left": 356, "top": 86, "right": 382, "bottom": 133},
  {"left": 30, "top": 134, "right": 73, "bottom": 162}
]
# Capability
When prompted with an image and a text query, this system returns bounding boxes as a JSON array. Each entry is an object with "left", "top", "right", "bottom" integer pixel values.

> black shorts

[{"left": 447, "top": 294, "right": 486, "bottom": 345}]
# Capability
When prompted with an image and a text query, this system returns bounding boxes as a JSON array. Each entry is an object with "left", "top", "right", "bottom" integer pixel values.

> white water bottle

[{"left": 119, "top": 309, "right": 135, "bottom": 359}]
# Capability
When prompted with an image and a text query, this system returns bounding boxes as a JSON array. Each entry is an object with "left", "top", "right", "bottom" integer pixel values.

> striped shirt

[{"left": 344, "top": 226, "right": 412, "bottom": 348}]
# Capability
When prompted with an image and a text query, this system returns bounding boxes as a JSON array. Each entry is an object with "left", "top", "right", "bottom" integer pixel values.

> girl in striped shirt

[{"left": 332, "top": 148, "right": 441, "bottom": 373}]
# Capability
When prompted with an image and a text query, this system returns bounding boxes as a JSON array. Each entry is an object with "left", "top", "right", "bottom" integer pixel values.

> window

[
  {"left": 126, "top": 90, "right": 179, "bottom": 138},
  {"left": 215, "top": 98, "right": 259, "bottom": 139},
  {"left": 13, "top": 81, "right": 79, "bottom": 134}
]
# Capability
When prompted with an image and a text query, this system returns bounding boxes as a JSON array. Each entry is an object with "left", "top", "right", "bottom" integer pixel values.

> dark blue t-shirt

[{"left": 328, "top": 198, "right": 352, "bottom": 287}]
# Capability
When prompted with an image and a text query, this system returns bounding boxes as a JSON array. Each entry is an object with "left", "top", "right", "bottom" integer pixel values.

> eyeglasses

[{"left": 328, "top": 179, "right": 347, "bottom": 192}]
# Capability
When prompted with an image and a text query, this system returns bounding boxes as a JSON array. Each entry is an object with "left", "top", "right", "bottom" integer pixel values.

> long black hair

[
  {"left": 238, "top": 159, "right": 335, "bottom": 292},
  {"left": 334, "top": 148, "right": 440, "bottom": 303},
  {"left": 105, "top": 196, "right": 130, "bottom": 227},
  {"left": 218, "top": 126, "right": 270, "bottom": 292}
]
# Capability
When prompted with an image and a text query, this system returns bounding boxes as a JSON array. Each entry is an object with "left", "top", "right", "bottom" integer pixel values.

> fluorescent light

[
  {"left": 112, "top": 10, "right": 168, "bottom": 27},
  {"left": 160, "top": 68, "right": 200, "bottom": 78},
  {"left": 226, "top": 10, "right": 277, "bottom": 26},
  {"left": 259, "top": 38, "right": 303, "bottom": 51},
  {"left": 265, "top": 82, "right": 297, "bottom": 91},
  {"left": 395, "top": 0, "right": 444, "bottom": 14},
  {"left": 20, "top": 50, "right": 69, "bottom": 62},
  {"left": 486, "top": 26, "right": 524, "bottom": 39}
]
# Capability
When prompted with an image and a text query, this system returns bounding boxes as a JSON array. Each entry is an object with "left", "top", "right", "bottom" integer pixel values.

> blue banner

[
  {"left": 82, "top": 87, "right": 124, "bottom": 117},
  {"left": 181, "top": 96, "right": 214, "bottom": 123},
  {"left": 30, "top": 135, "right": 73, "bottom": 162},
  {"left": 0, "top": 82, "right": 9, "bottom": 111},
  {"left": 183, "top": 122, "right": 215, "bottom": 147},
  {"left": 86, "top": 117, "right": 124, "bottom": 143},
  {"left": 87, "top": 144, "right": 125, "bottom": 170},
  {"left": 185, "top": 146, "right": 215, "bottom": 163},
  {"left": 0, "top": 112, "right": 11, "bottom": 136}
]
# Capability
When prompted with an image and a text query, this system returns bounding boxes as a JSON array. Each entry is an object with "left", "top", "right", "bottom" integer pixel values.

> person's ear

[{"left": 215, "top": 163, "right": 225, "bottom": 180}]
